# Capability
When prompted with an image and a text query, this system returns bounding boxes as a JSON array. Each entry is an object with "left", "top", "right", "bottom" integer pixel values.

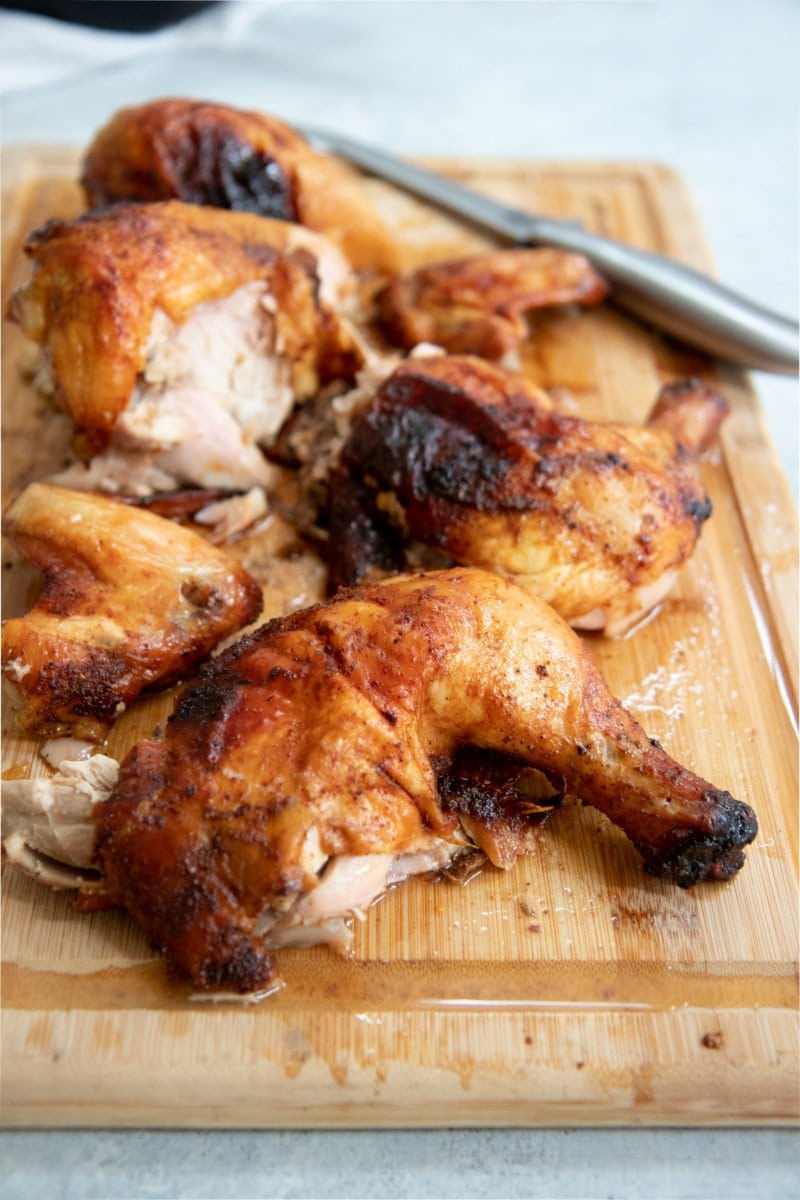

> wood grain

[{"left": 1, "top": 146, "right": 797, "bottom": 1127}]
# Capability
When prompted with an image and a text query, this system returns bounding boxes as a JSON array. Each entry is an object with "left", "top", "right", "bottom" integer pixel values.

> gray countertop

[
  {"left": 1, "top": 2, "right": 797, "bottom": 1196},
  {"left": 3, "top": 1126, "right": 800, "bottom": 1199}
]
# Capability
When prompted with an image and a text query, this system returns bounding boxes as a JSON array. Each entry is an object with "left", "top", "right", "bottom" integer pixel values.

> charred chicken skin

[
  {"left": 2, "top": 483, "right": 262, "bottom": 738},
  {"left": 7, "top": 201, "right": 362, "bottom": 492},
  {"left": 379, "top": 248, "right": 609, "bottom": 359},
  {"left": 328, "top": 356, "right": 727, "bottom": 637},
  {"left": 81, "top": 98, "right": 399, "bottom": 270},
  {"left": 81, "top": 569, "right": 756, "bottom": 994}
]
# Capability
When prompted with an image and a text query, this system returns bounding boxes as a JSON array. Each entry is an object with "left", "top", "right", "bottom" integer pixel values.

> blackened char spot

[
  {"left": 169, "top": 668, "right": 248, "bottom": 730},
  {"left": 384, "top": 370, "right": 537, "bottom": 451},
  {"left": 684, "top": 493, "right": 713, "bottom": 528},
  {"left": 169, "top": 129, "right": 296, "bottom": 220},
  {"left": 194, "top": 927, "right": 277, "bottom": 993},
  {"left": 436, "top": 746, "right": 562, "bottom": 824},
  {"left": 345, "top": 365, "right": 608, "bottom": 517},
  {"left": 347, "top": 396, "right": 513, "bottom": 512},
  {"left": 326, "top": 465, "right": 406, "bottom": 592},
  {"left": 643, "top": 791, "right": 758, "bottom": 887}
]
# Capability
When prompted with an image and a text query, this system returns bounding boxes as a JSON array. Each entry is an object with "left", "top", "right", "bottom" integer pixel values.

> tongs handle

[{"left": 529, "top": 217, "right": 799, "bottom": 374}]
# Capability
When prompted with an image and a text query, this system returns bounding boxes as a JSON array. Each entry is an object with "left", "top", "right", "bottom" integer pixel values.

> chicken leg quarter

[{"left": 86, "top": 569, "right": 757, "bottom": 994}]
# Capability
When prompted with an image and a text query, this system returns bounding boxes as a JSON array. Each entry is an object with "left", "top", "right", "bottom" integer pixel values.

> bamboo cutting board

[{"left": 1, "top": 146, "right": 798, "bottom": 1127}]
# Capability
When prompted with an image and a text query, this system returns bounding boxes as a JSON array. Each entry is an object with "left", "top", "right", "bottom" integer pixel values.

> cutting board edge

[
  {"left": 2, "top": 149, "right": 798, "bottom": 1129},
  {"left": 2, "top": 1002, "right": 798, "bottom": 1128}
]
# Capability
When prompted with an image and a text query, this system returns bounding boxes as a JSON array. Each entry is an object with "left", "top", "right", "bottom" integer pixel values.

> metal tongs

[{"left": 303, "top": 127, "right": 799, "bottom": 375}]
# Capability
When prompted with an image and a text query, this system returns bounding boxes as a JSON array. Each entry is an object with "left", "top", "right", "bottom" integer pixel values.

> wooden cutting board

[{"left": 1, "top": 146, "right": 798, "bottom": 1127}]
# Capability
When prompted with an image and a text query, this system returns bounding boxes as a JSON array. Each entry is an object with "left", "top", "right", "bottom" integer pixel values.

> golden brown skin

[
  {"left": 2, "top": 483, "right": 262, "bottom": 738},
  {"left": 379, "top": 248, "right": 609, "bottom": 358},
  {"left": 81, "top": 98, "right": 400, "bottom": 270},
  {"left": 86, "top": 569, "right": 756, "bottom": 994},
  {"left": 328, "top": 356, "right": 727, "bottom": 636},
  {"left": 7, "top": 200, "right": 361, "bottom": 453}
]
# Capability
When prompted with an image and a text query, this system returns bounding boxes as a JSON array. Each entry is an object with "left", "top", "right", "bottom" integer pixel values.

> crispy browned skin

[
  {"left": 86, "top": 569, "right": 756, "bottom": 993},
  {"left": 7, "top": 200, "right": 360, "bottom": 452},
  {"left": 81, "top": 98, "right": 399, "bottom": 270},
  {"left": 2, "top": 483, "right": 262, "bottom": 738},
  {"left": 379, "top": 249, "right": 608, "bottom": 358},
  {"left": 328, "top": 357, "right": 726, "bottom": 636}
]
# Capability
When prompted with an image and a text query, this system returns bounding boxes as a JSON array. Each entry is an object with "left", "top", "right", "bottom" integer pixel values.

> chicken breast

[
  {"left": 327, "top": 355, "right": 728, "bottom": 636},
  {"left": 2, "top": 483, "right": 262, "bottom": 738},
  {"left": 73, "top": 568, "right": 754, "bottom": 994},
  {"left": 7, "top": 201, "right": 363, "bottom": 494},
  {"left": 81, "top": 98, "right": 400, "bottom": 270}
]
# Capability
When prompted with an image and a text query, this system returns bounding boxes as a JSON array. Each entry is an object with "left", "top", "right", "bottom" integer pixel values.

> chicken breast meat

[
  {"left": 55, "top": 568, "right": 755, "bottom": 996},
  {"left": 379, "top": 248, "right": 609, "bottom": 359},
  {"left": 2, "top": 483, "right": 262, "bottom": 738},
  {"left": 327, "top": 355, "right": 728, "bottom": 637},
  {"left": 81, "top": 98, "right": 400, "bottom": 271},
  {"left": 7, "top": 201, "right": 363, "bottom": 495}
]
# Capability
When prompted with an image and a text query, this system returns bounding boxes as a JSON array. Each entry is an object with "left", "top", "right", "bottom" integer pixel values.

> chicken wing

[
  {"left": 328, "top": 355, "right": 727, "bottom": 636},
  {"left": 76, "top": 568, "right": 755, "bottom": 994},
  {"left": 81, "top": 98, "right": 399, "bottom": 270},
  {"left": 7, "top": 201, "right": 362, "bottom": 492},
  {"left": 379, "top": 248, "right": 608, "bottom": 359},
  {"left": 2, "top": 483, "right": 262, "bottom": 738}
]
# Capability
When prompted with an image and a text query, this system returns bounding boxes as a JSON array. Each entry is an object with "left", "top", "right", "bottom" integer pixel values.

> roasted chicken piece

[
  {"left": 328, "top": 355, "right": 728, "bottom": 637},
  {"left": 81, "top": 98, "right": 399, "bottom": 270},
  {"left": 42, "top": 568, "right": 755, "bottom": 995},
  {"left": 379, "top": 248, "right": 608, "bottom": 359},
  {"left": 1, "top": 483, "right": 262, "bottom": 738},
  {"left": 7, "top": 201, "right": 362, "bottom": 493}
]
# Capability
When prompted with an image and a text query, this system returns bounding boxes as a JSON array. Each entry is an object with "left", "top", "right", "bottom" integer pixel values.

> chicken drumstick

[{"left": 80, "top": 569, "right": 755, "bottom": 994}]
